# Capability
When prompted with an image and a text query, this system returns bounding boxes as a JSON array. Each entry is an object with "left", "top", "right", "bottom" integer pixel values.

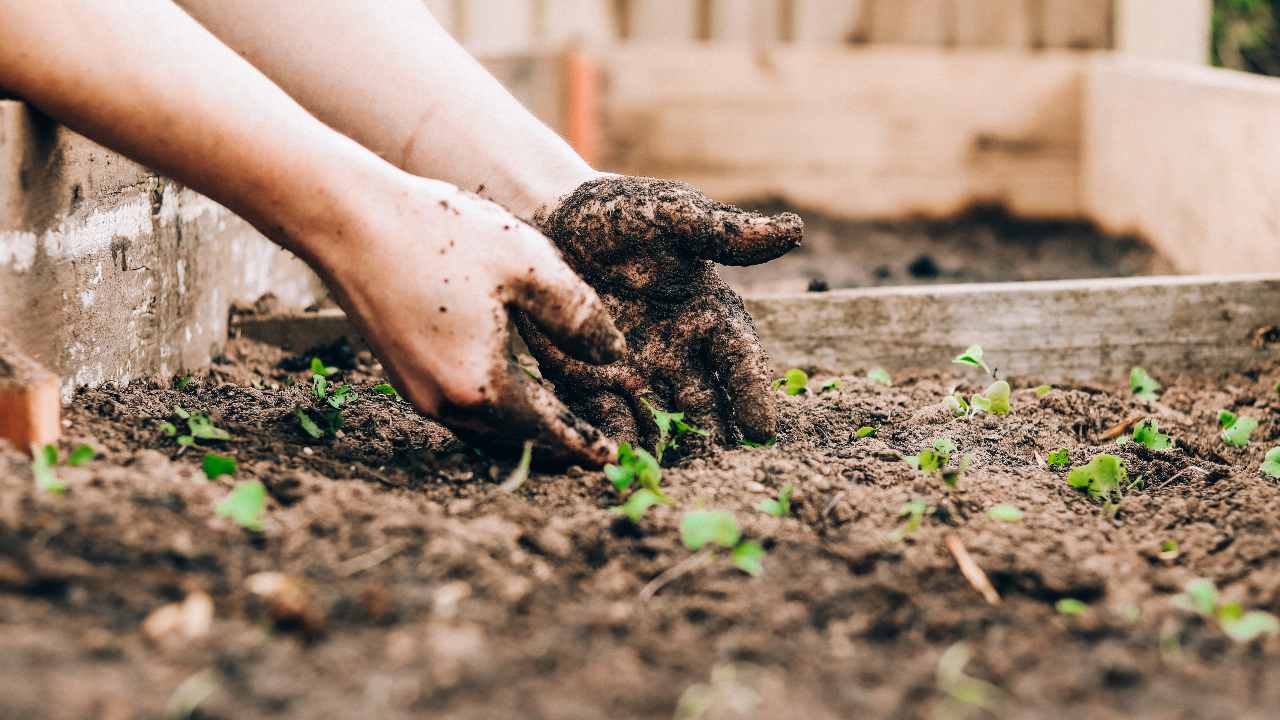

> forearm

[
  {"left": 175, "top": 0, "right": 594, "bottom": 220},
  {"left": 0, "top": 0, "right": 395, "bottom": 271}
]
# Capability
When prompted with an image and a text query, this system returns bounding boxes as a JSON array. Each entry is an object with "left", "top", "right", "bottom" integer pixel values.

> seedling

[
  {"left": 903, "top": 438, "right": 971, "bottom": 487},
  {"left": 969, "top": 380, "right": 1011, "bottom": 416},
  {"left": 310, "top": 357, "right": 337, "bottom": 377},
  {"left": 820, "top": 379, "right": 843, "bottom": 393},
  {"left": 372, "top": 383, "right": 402, "bottom": 401},
  {"left": 866, "top": 368, "right": 892, "bottom": 387},
  {"left": 1172, "top": 578, "right": 1280, "bottom": 643},
  {"left": 944, "top": 392, "right": 969, "bottom": 417},
  {"left": 1260, "top": 447, "right": 1280, "bottom": 478},
  {"left": 498, "top": 441, "right": 533, "bottom": 493},
  {"left": 739, "top": 437, "right": 776, "bottom": 449},
  {"left": 604, "top": 442, "right": 667, "bottom": 501},
  {"left": 888, "top": 499, "right": 932, "bottom": 542},
  {"left": 216, "top": 480, "right": 267, "bottom": 531},
  {"left": 613, "top": 488, "right": 663, "bottom": 523},
  {"left": 1159, "top": 539, "right": 1180, "bottom": 561},
  {"left": 201, "top": 453, "right": 237, "bottom": 480},
  {"left": 176, "top": 375, "right": 195, "bottom": 390},
  {"left": 161, "top": 405, "right": 232, "bottom": 448},
  {"left": 773, "top": 368, "right": 809, "bottom": 396},
  {"left": 642, "top": 398, "right": 709, "bottom": 463},
  {"left": 1034, "top": 385, "right": 1053, "bottom": 397},
  {"left": 1056, "top": 598, "right": 1088, "bottom": 616},
  {"left": 953, "top": 345, "right": 991, "bottom": 375},
  {"left": 66, "top": 444, "right": 95, "bottom": 466},
  {"left": 680, "top": 510, "right": 766, "bottom": 576},
  {"left": 1067, "top": 453, "right": 1141, "bottom": 511},
  {"left": 1130, "top": 367, "right": 1160, "bottom": 401},
  {"left": 1219, "top": 412, "right": 1258, "bottom": 447},
  {"left": 295, "top": 408, "right": 324, "bottom": 440},
  {"left": 1046, "top": 448, "right": 1070, "bottom": 467},
  {"left": 757, "top": 484, "right": 793, "bottom": 518},
  {"left": 987, "top": 504, "right": 1024, "bottom": 523},
  {"left": 1131, "top": 419, "right": 1172, "bottom": 450},
  {"left": 855, "top": 426, "right": 877, "bottom": 439},
  {"left": 297, "top": 362, "right": 358, "bottom": 438},
  {"left": 29, "top": 443, "right": 97, "bottom": 494}
]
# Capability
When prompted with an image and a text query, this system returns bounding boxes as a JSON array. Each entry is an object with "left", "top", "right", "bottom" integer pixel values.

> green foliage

[
  {"left": 773, "top": 368, "right": 809, "bottom": 396},
  {"left": 1159, "top": 539, "right": 1181, "bottom": 561},
  {"left": 1056, "top": 598, "right": 1088, "bottom": 616},
  {"left": 1034, "top": 385, "right": 1053, "bottom": 397},
  {"left": 1046, "top": 448, "right": 1070, "bottom": 467},
  {"left": 944, "top": 392, "right": 970, "bottom": 417},
  {"left": 866, "top": 368, "right": 893, "bottom": 387},
  {"left": 1130, "top": 367, "right": 1161, "bottom": 401},
  {"left": 372, "top": 383, "right": 402, "bottom": 400},
  {"left": 642, "top": 398, "right": 709, "bottom": 462},
  {"left": 953, "top": 345, "right": 991, "bottom": 375},
  {"left": 903, "top": 438, "right": 970, "bottom": 487},
  {"left": 66, "top": 444, "right": 95, "bottom": 467},
  {"left": 888, "top": 499, "right": 932, "bottom": 542},
  {"left": 604, "top": 442, "right": 665, "bottom": 500},
  {"left": 854, "top": 426, "right": 877, "bottom": 439},
  {"left": 1131, "top": 419, "right": 1173, "bottom": 450},
  {"left": 731, "top": 541, "right": 765, "bottom": 577},
  {"left": 165, "top": 405, "right": 232, "bottom": 447},
  {"left": 969, "top": 380, "right": 1011, "bottom": 416},
  {"left": 1172, "top": 578, "right": 1280, "bottom": 643},
  {"left": 1067, "top": 453, "right": 1129, "bottom": 503},
  {"left": 295, "top": 408, "right": 324, "bottom": 439},
  {"left": 201, "top": 453, "right": 237, "bottom": 480},
  {"left": 1261, "top": 446, "right": 1280, "bottom": 477},
  {"left": 1218, "top": 409, "right": 1238, "bottom": 428},
  {"left": 176, "top": 375, "right": 195, "bottom": 390},
  {"left": 1221, "top": 414, "right": 1258, "bottom": 446},
  {"left": 739, "top": 437, "right": 777, "bottom": 449},
  {"left": 30, "top": 443, "right": 65, "bottom": 494},
  {"left": 310, "top": 357, "right": 338, "bottom": 377},
  {"left": 680, "top": 511, "right": 765, "bottom": 576},
  {"left": 1213, "top": 0, "right": 1280, "bottom": 76},
  {"left": 216, "top": 480, "right": 267, "bottom": 531},
  {"left": 987, "top": 504, "right": 1024, "bottom": 523},
  {"left": 820, "top": 379, "right": 844, "bottom": 393},
  {"left": 613, "top": 488, "right": 662, "bottom": 523},
  {"left": 757, "top": 484, "right": 793, "bottom": 518}
]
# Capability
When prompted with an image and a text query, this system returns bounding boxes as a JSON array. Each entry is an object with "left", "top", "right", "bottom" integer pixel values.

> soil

[
  {"left": 4, "top": 336, "right": 1280, "bottom": 720},
  {"left": 719, "top": 204, "right": 1176, "bottom": 295}
]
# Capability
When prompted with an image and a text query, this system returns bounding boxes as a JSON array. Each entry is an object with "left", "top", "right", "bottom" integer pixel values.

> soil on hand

[
  {"left": 720, "top": 204, "right": 1175, "bottom": 295},
  {"left": 3, "top": 338, "right": 1280, "bottom": 719}
]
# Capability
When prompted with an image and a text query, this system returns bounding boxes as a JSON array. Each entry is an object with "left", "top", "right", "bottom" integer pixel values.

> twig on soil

[
  {"left": 638, "top": 550, "right": 713, "bottom": 603},
  {"left": 1098, "top": 414, "right": 1146, "bottom": 442},
  {"left": 335, "top": 538, "right": 410, "bottom": 578},
  {"left": 944, "top": 534, "right": 1001, "bottom": 606},
  {"left": 822, "top": 492, "right": 846, "bottom": 520},
  {"left": 1150, "top": 465, "right": 1210, "bottom": 494}
]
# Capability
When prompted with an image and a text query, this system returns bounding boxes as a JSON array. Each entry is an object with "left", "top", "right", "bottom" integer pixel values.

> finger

[
  {"left": 507, "top": 250, "right": 625, "bottom": 366},
  {"left": 573, "top": 391, "right": 640, "bottom": 447},
  {"left": 707, "top": 317, "right": 777, "bottom": 442},
  {"left": 658, "top": 192, "right": 802, "bottom": 266}
]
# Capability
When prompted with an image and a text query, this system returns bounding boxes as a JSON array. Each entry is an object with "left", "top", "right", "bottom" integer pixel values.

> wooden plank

[
  {"left": 232, "top": 275, "right": 1280, "bottom": 383},
  {"left": 708, "top": 0, "right": 784, "bottom": 45},
  {"left": 1082, "top": 57, "right": 1280, "bottom": 275},
  {"left": 1040, "top": 0, "right": 1111, "bottom": 49},
  {"left": 598, "top": 46, "right": 1085, "bottom": 219},
  {"left": 459, "top": 0, "right": 538, "bottom": 54},
  {"left": 625, "top": 0, "right": 699, "bottom": 42},
  {"left": 953, "top": 0, "right": 1032, "bottom": 47},
  {"left": 1114, "top": 0, "right": 1210, "bottom": 65},
  {"left": 867, "top": 0, "right": 953, "bottom": 46},
  {"left": 0, "top": 335, "right": 60, "bottom": 453},
  {"left": 787, "top": 0, "right": 868, "bottom": 44},
  {"left": 538, "top": 0, "right": 618, "bottom": 45}
]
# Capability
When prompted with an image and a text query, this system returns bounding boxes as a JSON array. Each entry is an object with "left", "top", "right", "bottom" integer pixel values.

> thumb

[
  {"left": 693, "top": 205, "right": 803, "bottom": 267},
  {"left": 508, "top": 249, "right": 625, "bottom": 365}
]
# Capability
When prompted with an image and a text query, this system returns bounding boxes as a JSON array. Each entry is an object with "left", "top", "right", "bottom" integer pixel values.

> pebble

[{"left": 302, "top": 447, "right": 314, "bottom": 455}]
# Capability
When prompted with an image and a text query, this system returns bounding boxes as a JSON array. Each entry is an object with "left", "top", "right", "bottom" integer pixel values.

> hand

[
  {"left": 311, "top": 174, "right": 625, "bottom": 466},
  {"left": 521, "top": 175, "right": 802, "bottom": 450}
]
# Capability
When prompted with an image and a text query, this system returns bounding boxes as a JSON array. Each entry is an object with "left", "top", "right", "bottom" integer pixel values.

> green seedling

[
  {"left": 1130, "top": 366, "right": 1160, "bottom": 401},
  {"left": 866, "top": 368, "right": 893, "bottom": 387},
  {"left": 176, "top": 375, "right": 195, "bottom": 390},
  {"left": 888, "top": 499, "right": 932, "bottom": 542},
  {"left": 310, "top": 357, "right": 338, "bottom": 377},
  {"left": 680, "top": 510, "right": 765, "bottom": 576},
  {"left": 1067, "top": 453, "right": 1137, "bottom": 508},
  {"left": 1132, "top": 419, "right": 1172, "bottom": 450},
  {"left": 739, "top": 437, "right": 777, "bottom": 449},
  {"left": 855, "top": 426, "right": 877, "bottom": 439},
  {"left": 969, "top": 380, "right": 1011, "bottom": 416},
  {"left": 642, "top": 398, "right": 709, "bottom": 463},
  {"left": 1220, "top": 413, "right": 1258, "bottom": 447},
  {"left": 987, "top": 504, "right": 1024, "bottom": 523},
  {"left": 935, "top": 643, "right": 1004, "bottom": 716},
  {"left": 757, "top": 484, "right": 793, "bottom": 518},
  {"left": 820, "top": 379, "right": 843, "bottom": 393},
  {"left": 1046, "top": 448, "right": 1070, "bottom": 467},
  {"left": 30, "top": 443, "right": 66, "bottom": 494},
  {"left": 944, "top": 392, "right": 970, "bottom": 417},
  {"left": 66, "top": 444, "right": 95, "bottom": 466},
  {"left": 1172, "top": 578, "right": 1280, "bottom": 643},
  {"left": 162, "top": 406, "right": 232, "bottom": 448},
  {"left": 371, "top": 383, "right": 402, "bottom": 400},
  {"left": 1260, "top": 447, "right": 1280, "bottom": 478},
  {"left": 295, "top": 407, "right": 324, "bottom": 439},
  {"left": 604, "top": 442, "right": 666, "bottom": 500},
  {"left": 1056, "top": 598, "right": 1088, "bottom": 616},
  {"left": 1034, "top": 384, "right": 1053, "bottom": 397},
  {"left": 613, "top": 488, "right": 663, "bottom": 523},
  {"left": 903, "top": 438, "right": 971, "bottom": 487},
  {"left": 216, "top": 480, "right": 267, "bottom": 531},
  {"left": 201, "top": 453, "right": 237, "bottom": 480},
  {"left": 953, "top": 344, "right": 991, "bottom": 375},
  {"left": 498, "top": 441, "right": 533, "bottom": 493},
  {"left": 773, "top": 368, "right": 809, "bottom": 396},
  {"left": 1159, "top": 539, "right": 1180, "bottom": 561}
]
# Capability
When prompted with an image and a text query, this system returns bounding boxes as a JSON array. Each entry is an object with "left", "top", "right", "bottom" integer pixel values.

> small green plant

[
  {"left": 680, "top": 510, "right": 765, "bottom": 576},
  {"left": 30, "top": 444, "right": 66, "bottom": 494},
  {"left": 310, "top": 357, "right": 338, "bottom": 377},
  {"left": 820, "top": 379, "right": 843, "bottom": 393},
  {"left": 1159, "top": 539, "right": 1180, "bottom": 561},
  {"left": 854, "top": 425, "right": 877, "bottom": 439},
  {"left": 1220, "top": 411, "right": 1258, "bottom": 446},
  {"left": 969, "top": 380, "right": 1011, "bottom": 416},
  {"left": 773, "top": 368, "right": 809, "bottom": 396},
  {"left": 1130, "top": 367, "right": 1161, "bottom": 401},
  {"left": 605, "top": 442, "right": 665, "bottom": 499},
  {"left": 161, "top": 405, "right": 232, "bottom": 447},
  {"left": 371, "top": 383, "right": 402, "bottom": 400},
  {"left": 201, "top": 453, "right": 237, "bottom": 480},
  {"left": 1067, "top": 453, "right": 1141, "bottom": 512},
  {"left": 757, "top": 484, "right": 793, "bottom": 518},
  {"left": 498, "top": 441, "right": 534, "bottom": 493},
  {"left": 1260, "top": 447, "right": 1280, "bottom": 477},
  {"left": 953, "top": 345, "right": 991, "bottom": 375},
  {"left": 216, "top": 480, "right": 267, "bottom": 531},
  {"left": 1056, "top": 598, "right": 1088, "bottom": 616},
  {"left": 1034, "top": 384, "right": 1053, "bottom": 397},
  {"left": 295, "top": 408, "right": 324, "bottom": 439},
  {"left": 739, "top": 437, "right": 777, "bottom": 449},
  {"left": 888, "top": 499, "right": 932, "bottom": 541},
  {"left": 613, "top": 488, "right": 663, "bottom": 523},
  {"left": 1172, "top": 578, "right": 1280, "bottom": 643},
  {"left": 903, "top": 438, "right": 971, "bottom": 487},
  {"left": 66, "top": 444, "right": 95, "bottom": 466},
  {"left": 987, "top": 504, "right": 1024, "bottom": 523},
  {"left": 296, "top": 361, "right": 357, "bottom": 438},
  {"left": 176, "top": 375, "right": 195, "bottom": 390},
  {"left": 866, "top": 368, "right": 893, "bottom": 386},
  {"left": 1046, "top": 448, "right": 1070, "bottom": 467},
  {"left": 1131, "top": 419, "right": 1173, "bottom": 450},
  {"left": 642, "top": 398, "right": 709, "bottom": 463},
  {"left": 944, "top": 391, "right": 969, "bottom": 417}
]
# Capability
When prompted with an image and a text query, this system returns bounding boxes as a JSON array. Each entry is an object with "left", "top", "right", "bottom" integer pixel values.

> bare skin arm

[
  {"left": 0, "top": 0, "right": 624, "bottom": 465},
  {"left": 178, "top": 0, "right": 804, "bottom": 448}
]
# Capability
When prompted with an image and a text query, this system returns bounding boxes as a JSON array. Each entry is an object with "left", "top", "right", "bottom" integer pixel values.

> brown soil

[
  {"left": 720, "top": 204, "right": 1176, "bottom": 295},
  {"left": 4, "top": 337, "right": 1280, "bottom": 719}
]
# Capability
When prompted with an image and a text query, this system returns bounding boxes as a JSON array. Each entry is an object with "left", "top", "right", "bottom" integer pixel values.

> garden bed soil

[
  {"left": 720, "top": 205, "right": 1174, "bottom": 295},
  {"left": 3, "top": 337, "right": 1280, "bottom": 719}
]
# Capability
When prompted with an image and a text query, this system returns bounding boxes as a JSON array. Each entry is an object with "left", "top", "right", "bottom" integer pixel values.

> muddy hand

[
  {"left": 318, "top": 176, "right": 624, "bottom": 467},
  {"left": 522, "top": 175, "right": 803, "bottom": 448}
]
